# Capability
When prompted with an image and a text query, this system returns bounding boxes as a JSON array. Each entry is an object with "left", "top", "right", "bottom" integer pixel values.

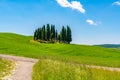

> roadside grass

[
  {"left": 0, "top": 58, "right": 14, "bottom": 79},
  {"left": 33, "top": 59, "right": 120, "bottom": 80},
  {"left": 0, "top": 33, "right": 120, "bottom": 67}
]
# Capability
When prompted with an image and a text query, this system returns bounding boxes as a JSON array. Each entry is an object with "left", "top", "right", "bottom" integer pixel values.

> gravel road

[
  {"left": 0, "top": 54, "right": 38, "bottom": 80},
  {"left": 0, "top": 54, "right": 120, "bottom": 80}
]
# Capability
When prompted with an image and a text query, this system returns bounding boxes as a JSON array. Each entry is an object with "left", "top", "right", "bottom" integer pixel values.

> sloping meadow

[
  {"left": 33, "top": 58, "right": 120, "bottom": 80},
  {"left": 0, "top": 33, "right": 120, "bottom": 80}
]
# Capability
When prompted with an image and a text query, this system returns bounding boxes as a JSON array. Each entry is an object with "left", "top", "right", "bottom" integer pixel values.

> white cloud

[
  {"left": 113, "top": 1, "right": 120, "bottom": 6},
  {"left": 86, "top": 19, "right": 98, "bottom": 26},
  {"left": 56, "top": 0, "right": 85, "bottom": 13}
]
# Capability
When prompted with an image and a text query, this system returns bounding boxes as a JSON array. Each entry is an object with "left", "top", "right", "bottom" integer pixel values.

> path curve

[
  {"left": 0, "top": 54, "right": 120, "bottom": 80},
  {"left": 0, "top": 54, "right": 38, "bottom": 80}
]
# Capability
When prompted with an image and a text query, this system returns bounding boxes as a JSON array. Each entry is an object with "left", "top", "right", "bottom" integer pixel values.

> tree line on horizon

[{"left": 33, "top": 24, "right": 72, "bottom": 44}]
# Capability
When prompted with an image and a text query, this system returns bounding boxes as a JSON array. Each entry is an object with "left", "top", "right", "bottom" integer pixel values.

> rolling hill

[
  {"left": 95, "top": 44, "right": 120, "bottom": 48},
  {"left": 0, "top": 33, "right": 120, "bottom": 67}
]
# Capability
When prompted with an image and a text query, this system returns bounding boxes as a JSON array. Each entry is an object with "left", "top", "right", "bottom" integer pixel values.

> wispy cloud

[
  {"left": 86, "top": 19, "right": 99, "bottom": 26},
  {"left": 113, "top": 1, "right": 120, "bottom": 6},
  {"left": 56, "top": 0, "right": 85, "bottom": 13}
]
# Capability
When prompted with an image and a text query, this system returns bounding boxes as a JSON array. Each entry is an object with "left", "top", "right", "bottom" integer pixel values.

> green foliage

[
  {"left": 61, "top": 26, "right": 66, "bottom": 42},
  {"left": 50, "top": 25, "right": 56, "bottom": 41},
  {"left": 33, "top": 59, "right": 120, "bottom": 80},
  {"left": 42, "top": 25, "right": 46, "bottom": 40},
  {"left": 33, "top": 24, "right": 72, "bottom": 44},
  {"left": 55, "top": 30, "right": 58, "bottom": 41},
  {"left": 46, "top": 24, "right": 50, "bottom": 41},
  {"left": 67, "top": 26, "right": 72, "bottom": 44}
]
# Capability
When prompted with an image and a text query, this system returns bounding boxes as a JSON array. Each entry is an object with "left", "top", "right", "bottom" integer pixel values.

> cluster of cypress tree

[{"left": 34, "top": 24, "right": 72, "bottom": 44}]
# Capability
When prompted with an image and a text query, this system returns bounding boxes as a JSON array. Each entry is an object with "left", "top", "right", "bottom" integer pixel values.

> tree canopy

[{"left": 34, "top": 24, "right": 72, "bottom": 44}]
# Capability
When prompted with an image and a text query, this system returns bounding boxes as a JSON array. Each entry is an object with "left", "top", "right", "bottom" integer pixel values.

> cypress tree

[
  {"left": 34, "top": 29, "right": 37, "bottom": 40},
  {"left": 46, "top": 24, "right": 50, "bottom": 41},
  {"left": 64, "top": 28, "right": 67, "bottom": 43},
  {"left": 50, "top": 25, "right": 53, "bottom": 40},
  {"left": 42, "top": 25, "right": 46, "bottom": 40},
  {"left": 66, "top": 26, "right": 72, "bottom": 44},
  {"left": 36, "top": 29, "right": 39, "bottom": 40},
  {"left": 58, "top": 34, "right": 60, "bottom": 43},
  {"left": 55, "top": 30, "right": 58, "bottom": 41},
  {"left": 50, "top": 25, "right": 55, "bottom": 41},
  {"left": 61, "top": 26, "right": 66, "bottom": 42},
  {"left": 53, "top": 25, "right": 55, "bottom": 40},
  {"left": 37, "top": 28, "right": 40, "bottom": 40},
  {"left": 59, "top": 31, "right": 62, "bottom": 43},
  {"left": 38, "top": 28, "right": 42, "bottom": 40}
]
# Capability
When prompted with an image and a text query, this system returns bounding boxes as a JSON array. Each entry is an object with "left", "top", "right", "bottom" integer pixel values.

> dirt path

[
  {"left": 0, "top": 54, "right": 38, "bottom": 80},
  {"left": 86, "top": 65, "right": 120, "bottom": 72},
  {"left": 0, "top": 54, "right": 120, "bottom": 80}
]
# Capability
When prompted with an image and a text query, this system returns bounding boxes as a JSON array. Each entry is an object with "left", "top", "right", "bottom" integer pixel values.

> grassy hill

[
  {"left": 0, "top": 33, "right": 120, "bottom": 67},
  {"left": 95, "top": 44, "right": 120, "bottom": 48}
]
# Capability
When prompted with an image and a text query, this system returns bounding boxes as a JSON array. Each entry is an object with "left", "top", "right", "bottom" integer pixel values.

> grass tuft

[{"left": 0, "top": 58, "right": 14, "bottom": 79}]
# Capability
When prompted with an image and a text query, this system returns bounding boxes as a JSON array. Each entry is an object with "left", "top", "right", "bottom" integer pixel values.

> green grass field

[
  {"left": 0, "top": 33, "right": 120, "bottom": 80},
  {"left": 33, "top": 59, "right": 120, "bottom": 80},
  {"left": 0, "top": 58, "right": 14, "bottom": 79},
  {"left": 0, "top": 33, "right": 120, "bottom": 67}
]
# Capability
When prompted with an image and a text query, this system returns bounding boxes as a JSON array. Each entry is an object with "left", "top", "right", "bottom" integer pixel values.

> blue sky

[{"left": 0, "top": 0, "right": 120, "bottom": 44}]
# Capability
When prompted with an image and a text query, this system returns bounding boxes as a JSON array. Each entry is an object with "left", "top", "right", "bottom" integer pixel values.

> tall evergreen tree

[
  {"left": 64, "top": 28, "right": 67, "bottom": 43},
  {"left": 50, "top": 25, "right": 55, "bottom": 41},
  {"left": 66, "top": 26, "right": 72, "bottom": 44},
  {"left": 58, "top": 34, "right": 60, "bottom": 43},
  {"left": 59, "top": 31, "right": 62, "bottom": 43},
  {"left": 36, "top": 29, "right": 39, "bottom": 40},
  {"left": 34, "top": 29, "right": 37, "bottom": 40},
  {"left": 55, "top": 30, "right": 58, "bottom": 41},
  {"left": 53, "top": 25, "right": 55, "bottom": 40},
  {"left": 50, "top": 25, "right": 53, "bottom": 40},
  {"left": 61, "top": 26, "right": 66, "bottom": 42},
  {"left": 46, "top": 24, "right": 50, "bottom": 41},
  {"left": 42, "top": 25, "right": 46, "bottom": 40},
  {"left": 38, "top": 28, "right": 42, "bottom": 40}
]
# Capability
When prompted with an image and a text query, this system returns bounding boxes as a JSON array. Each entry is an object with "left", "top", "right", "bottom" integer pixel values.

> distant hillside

[
  {"left": 0, "top": 33, "right": 120, "bottom": 67},
  {"left": 95, "top": 44, "right": 120, "bottom": 48}
]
